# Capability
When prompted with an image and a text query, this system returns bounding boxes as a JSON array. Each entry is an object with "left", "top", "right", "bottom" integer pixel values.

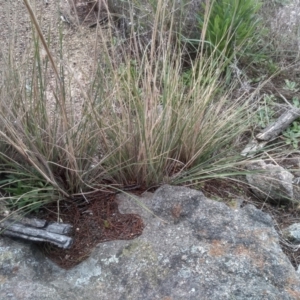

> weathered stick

[
  {"left": 0, "top": 217, "right": 73, "bottom": 249},
  {"left": 241, "top": 107, "right": 300, "bottom": 157},
  {"left": 256, "top": 107, "right": 300, "bottom": 141}
]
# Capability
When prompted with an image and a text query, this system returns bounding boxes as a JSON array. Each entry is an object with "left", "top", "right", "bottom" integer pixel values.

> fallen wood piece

[
  {"left": 46, "top": 222, "right": 73, "bottom": 235},
  {"left": 256, "top": 107, "right": 300, "bottom": 141},
  {"left": 0, "top": 218, "right": 73, "bottom": 249},
  {"left": 11, "top": 217, "right": 47, "bottom": 228},
  {"left": 241, "top": 107, "right": 300, "bottom": 157}
]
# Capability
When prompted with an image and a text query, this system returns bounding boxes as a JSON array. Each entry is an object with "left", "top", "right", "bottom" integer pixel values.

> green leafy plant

[
  {"left": 0, "top": 171, "right": 54, "bottom": 213},
  {"left": 292, "top": 97, "right": 300, "bottom": 108},
  {"left": 254, "top": 95, "right": 276, "bottom": 129},
  {"left": 283, "top": 121, "right": 300, "bottom": 149},
  {"left": 194, "top": 0, "right": 262, "bottom": 66},
  {"left": 281, "top": 97, "right": 300, "bottom": 148},
  {"left": 284, "top": 79, "right": 299, "bottom": 92},
  {"left": 248, "top": 55, "right": 279, "bottom": 79}
]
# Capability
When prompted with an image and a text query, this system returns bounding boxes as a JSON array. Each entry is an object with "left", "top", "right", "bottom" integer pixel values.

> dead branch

[{"left": 0, "top": 217, "right": 73, "bottom": 249}]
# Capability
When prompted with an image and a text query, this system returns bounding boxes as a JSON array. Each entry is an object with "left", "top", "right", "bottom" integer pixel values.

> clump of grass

[
  {"left": 96, "top": 41, "right": 255, "bottom": 186},
  {"left": 0, "top": 0, "right": 264, "bottom": 218}
]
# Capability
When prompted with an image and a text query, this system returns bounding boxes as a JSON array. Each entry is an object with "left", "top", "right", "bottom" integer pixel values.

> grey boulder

[
  {"left": 246, "top": 160, "right": 297, "bottom": 203},
  {"left": 282, "top": 223, "right": 300, "bottom": 244},
  {"left": 0, "top": 184, "right": 300, "bottom": 299}
]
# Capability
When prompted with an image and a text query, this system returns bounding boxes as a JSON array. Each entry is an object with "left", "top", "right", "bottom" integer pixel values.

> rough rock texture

[
  {"left": 280, "top": 157, "right": 300, "bottom": 178},
  {"left": 1, "top": 185, "right": 300, "bottom": 300},
  {"left": 283, "top": 223, "right": 300, "bottom": 244},
  {"left": 246, "top": 160, "right": 297, "bottom": 203}
]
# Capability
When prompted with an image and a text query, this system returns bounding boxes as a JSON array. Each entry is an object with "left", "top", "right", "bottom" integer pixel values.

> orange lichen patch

[
  {"left": 208, "top": 240, "right": 228, "bottom": 257},
  {"left": 199, "top": 257, "right": 206, "bottom": 264},
  {"left": 195, "top": 229, "right": 208, "bottom": 239},
  {"left": 286, "top": 288, "right": 300, "bottom": 299},
  {"left": 233, "top": 244, "right": 267, "bottom": 270},
  {"left": 233, "top": 244, "right": 252, "bottom": 257},
  {"left": 285, "top": 275, "right": 300, "bottom": 286},
  {"left": 171, "top": 203, "right": 182, "bottom": 220},
  {"left": 235, "top": 245, "right": 266, "bottom": 269},
  {"left": 0, "top": 275, "right": 7, "bottom": 284}
]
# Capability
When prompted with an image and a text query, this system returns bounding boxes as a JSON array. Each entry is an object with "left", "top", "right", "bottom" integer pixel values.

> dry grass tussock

[
  {"left": 1, "top": 0, "right": 300, "bottom": 270},
  {"left": 0, "top": 0, "right": 297, "bottom": 219}
]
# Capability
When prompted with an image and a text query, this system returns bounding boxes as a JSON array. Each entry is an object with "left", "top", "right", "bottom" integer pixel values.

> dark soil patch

[
  {"left": 38, "top": 190, "right": 144, "bottom": 269},
  {"left": 200, "top": 178, "right": 252, "bottom": 204}
]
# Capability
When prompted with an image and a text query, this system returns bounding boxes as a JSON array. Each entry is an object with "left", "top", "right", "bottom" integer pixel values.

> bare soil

[{"left": 0, "top": 0, "right": 111, "bottom": 115}]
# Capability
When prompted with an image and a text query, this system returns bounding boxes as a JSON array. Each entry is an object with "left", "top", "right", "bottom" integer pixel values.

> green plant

[
  {"left": 284, "top": 79, "right": 299, "bottom": 92},
  {"left": 195, "top": 0, "right": 262, "bottom": 65},
  {"left": 0, "top": 171, "right": 54, "bottom": 213},
  {"left": 283, "top": 121, "right": 300, "bottom": 149},
  {"left": 248, "top": 55, "right": 279, "bottom": 79},
  {"left": 273, "top": 0, "right": 291, "bottom": 5},
  {"left": 292, "top": 97, "right": 300, "bottom": 108},
  {"left": 280, "top": 96, "right": 300, "bottom": 149},
  {"left": 254, "top": 95, "right": 276, "bottom": 129}
]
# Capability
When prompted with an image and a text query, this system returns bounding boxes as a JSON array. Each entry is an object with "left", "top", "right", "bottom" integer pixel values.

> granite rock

[{"left": 1, "top": 185, "right": 300, "bottom": 300}]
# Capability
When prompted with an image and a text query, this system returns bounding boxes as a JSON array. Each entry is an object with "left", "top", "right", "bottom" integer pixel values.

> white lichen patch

[
  {"left": 100, "top": 255, "right": 119, "bottom": 265},
  {"left": 64, "top": 258, "right": 102, "bottom": 286}
]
